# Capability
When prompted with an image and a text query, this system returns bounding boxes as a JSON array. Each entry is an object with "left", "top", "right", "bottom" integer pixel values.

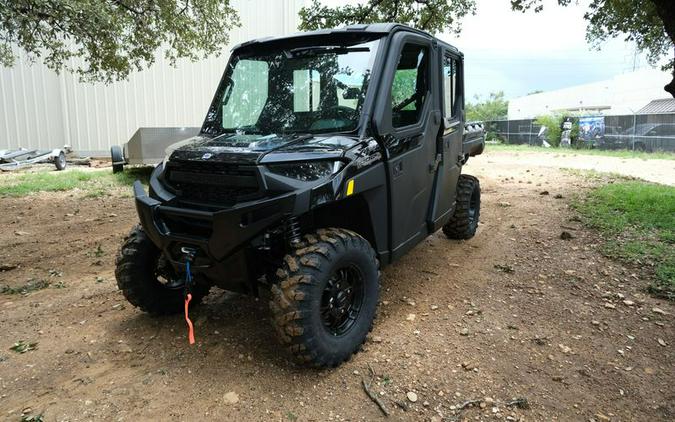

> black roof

[
  {"left": 232, "top": 23, "right": 459, "bottom": 54},
  {"left": 636, "top": 98, "right": 675, "bottom": 114}
]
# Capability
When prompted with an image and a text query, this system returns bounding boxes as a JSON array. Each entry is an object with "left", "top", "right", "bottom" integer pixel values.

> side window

[
  {"left": 391, "top": 44, "right": 428, "bottom": 128},
  {"left": 650, "top": 125, "right": 669, "bottom": 136},
  {"left": 293, "top": 69, "right": 321, "bottom": 112},
  {"left": 443, "top": 54, "right": 459, "bottom": 118}
]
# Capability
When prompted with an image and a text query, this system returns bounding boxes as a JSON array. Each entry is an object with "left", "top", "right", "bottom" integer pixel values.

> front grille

[{"left": 164, "top": 160, "right": 262, "bottom": 205}]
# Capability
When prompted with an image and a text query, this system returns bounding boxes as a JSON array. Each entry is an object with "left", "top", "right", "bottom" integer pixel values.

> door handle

[
  {"left": 432, "top": 111, "right": 442, "bottom": 126},
  {"left": 445, "top": 120, "right": 461, "bottom": 130},
  {"left": 428, "top": 153, "right": 442, "bottom": 173},
  {"left": 443, "top": 120, "right": 461, "bottom": 136},
  {"left": 393, "top": 161, "right": 403, "bottom": 177}
]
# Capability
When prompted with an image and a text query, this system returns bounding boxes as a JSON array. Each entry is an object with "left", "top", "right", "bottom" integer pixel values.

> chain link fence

[
  {"left": 484, "top": 119, "right": 542, "bottom": 145},
  {"left": 485, "top": 113, "right": 675, "bottom": 152}
]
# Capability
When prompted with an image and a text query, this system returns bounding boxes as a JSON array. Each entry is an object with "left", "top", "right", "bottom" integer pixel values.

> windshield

[
  {"left": 202, "top": 39, "right": 380, "bottom": 136},
  {"left": 622, "top": 124, "right": 654, "bottom": 135}
]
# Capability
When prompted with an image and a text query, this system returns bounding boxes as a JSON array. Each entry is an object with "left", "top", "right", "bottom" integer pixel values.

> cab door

[
  {"left": 372, "top": 33, "right": 441, "bottom": 260},
  {"left": 428, "top": 51, "right": 463, "bottom": 230}
]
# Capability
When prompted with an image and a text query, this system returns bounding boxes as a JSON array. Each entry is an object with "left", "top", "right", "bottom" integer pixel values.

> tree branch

[
  {"left": 647, "top": 0, "right": 675, "bottom": 97},
  {"left": 359, "top": 0, "right": 387, "bottom": 23}
]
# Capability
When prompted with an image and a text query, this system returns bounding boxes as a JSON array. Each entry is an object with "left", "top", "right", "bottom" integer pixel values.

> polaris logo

[{"left": 201, "top": 153, "right": 213, "bottom": 160}]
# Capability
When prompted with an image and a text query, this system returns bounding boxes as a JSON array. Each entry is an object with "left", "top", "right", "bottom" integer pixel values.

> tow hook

[{"left": 181, "top": 246, "right": 198, "bottom": 345}]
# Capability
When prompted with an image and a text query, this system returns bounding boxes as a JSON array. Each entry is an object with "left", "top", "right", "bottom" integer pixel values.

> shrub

[
  {"left": 535, "top": 114, "right": 581, "bottom": 147},
  {"left": 535, "top": 114, "right": 563, "bottom": 147}
]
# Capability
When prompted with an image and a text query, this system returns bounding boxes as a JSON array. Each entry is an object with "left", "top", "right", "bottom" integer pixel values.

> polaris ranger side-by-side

[{"left": 115, "top": 23, "right": 484, "bottom": 367}]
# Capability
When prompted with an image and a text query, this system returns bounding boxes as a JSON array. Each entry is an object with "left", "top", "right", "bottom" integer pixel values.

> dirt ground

[
  {"left": 1, "top": 150, "right": 673, "bottom": 422},
  {"left": 485, "top": 149, "right": 675, "bottom": 186}
]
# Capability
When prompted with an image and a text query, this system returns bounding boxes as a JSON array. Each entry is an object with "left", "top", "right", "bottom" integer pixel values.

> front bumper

[{"left": 133, "top": 181, "right": 296, "bottom": 263}]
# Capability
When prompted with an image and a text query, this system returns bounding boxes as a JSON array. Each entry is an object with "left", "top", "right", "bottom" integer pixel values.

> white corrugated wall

[
  {"left": 0, "top": 0, "right": 305, "bottom": 156},
  {"left": 507, "top": 68, "right": 674, "bottom": 119}
]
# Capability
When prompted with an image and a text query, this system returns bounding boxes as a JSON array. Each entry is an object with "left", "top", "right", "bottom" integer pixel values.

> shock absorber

[{"left": 285, "top": 216, "right": 302, "bottom": 246}]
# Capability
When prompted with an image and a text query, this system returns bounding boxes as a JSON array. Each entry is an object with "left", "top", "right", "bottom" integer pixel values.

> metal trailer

[
  {"left": 0, "top": 148, "right": 67, "bottom": 171},
  {"left": 110, "top": 127, "right": 201, "bottom": 173}
]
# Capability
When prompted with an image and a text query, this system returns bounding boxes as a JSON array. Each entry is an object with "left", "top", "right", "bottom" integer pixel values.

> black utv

[{"left": 115, "top": 23, "right": 484, "bottom": 367}]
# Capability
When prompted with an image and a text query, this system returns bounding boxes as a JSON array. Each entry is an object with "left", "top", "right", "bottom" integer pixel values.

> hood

[{"left": 168, "top": 133, "right": 361, "bottom": 164}]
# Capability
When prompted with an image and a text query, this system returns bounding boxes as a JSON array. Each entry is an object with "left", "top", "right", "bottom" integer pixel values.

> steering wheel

[{"left": 320, "top": 105, "right": 357, "bottom": 121}]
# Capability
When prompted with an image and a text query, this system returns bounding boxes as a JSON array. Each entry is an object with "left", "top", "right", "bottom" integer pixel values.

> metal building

[
  {"left": 507, "top": 68, "right": 674, "bottom": 120},
  {"left": 0, "top": 0, "right": 305, "bottom": 156}
]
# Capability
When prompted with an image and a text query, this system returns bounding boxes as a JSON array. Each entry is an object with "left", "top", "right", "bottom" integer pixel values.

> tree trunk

[
  {"left": 649, "top": 0, "right": 675, "bottom": 97},
  {"left": 666, "top": 57, "right": 675, "bottom": 98}
]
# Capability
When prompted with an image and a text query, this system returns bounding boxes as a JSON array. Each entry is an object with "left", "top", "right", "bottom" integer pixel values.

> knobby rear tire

[{"left": 442, "top": 174, "right": 481, "bottom": 240}]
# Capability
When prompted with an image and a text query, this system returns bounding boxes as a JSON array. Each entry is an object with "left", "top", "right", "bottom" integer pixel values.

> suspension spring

[{"left": 285, "top": 216, "right": 302, "bottom": 246}]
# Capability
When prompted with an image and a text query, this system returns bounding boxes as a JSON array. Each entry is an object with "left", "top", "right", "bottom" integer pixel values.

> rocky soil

[{"left": 0, "top": 150, "right": 673, "bottom": 421}]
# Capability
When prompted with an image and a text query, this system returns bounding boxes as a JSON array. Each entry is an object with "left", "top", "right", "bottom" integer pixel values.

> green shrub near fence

[{"left": 534, "top": 114, "right": 581, "bottom": 147}]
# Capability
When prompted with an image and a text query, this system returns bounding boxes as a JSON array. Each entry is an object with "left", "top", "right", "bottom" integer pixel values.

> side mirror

[{"left": 342, "top": 87, "right": 361, "bottom": 100}]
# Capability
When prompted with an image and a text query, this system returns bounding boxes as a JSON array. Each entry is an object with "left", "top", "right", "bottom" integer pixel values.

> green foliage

[
  {"left": 0, "top": 171, "right": 104, "bottom": 196},
  {"left": 10, "top": 340, "right": 38, "bottom": 353},
  {"left": 0, "top": 167, "right": 152, "bottom": 197},
  {"left": 573, "top": 181, "right": 675, "bottom": 299},
  {"left": 299, "top": 0, "right": 673, "bottom": 96},
  {"left": 94, "top": 244, "right": 105, "bottom": 258},
  {"left": 570, "top": 123, "right": 582, "bottom": 147},
  {"left": 466, "top": 91, "right": 508, "bottom": 122},
  {"left": 21, "top": 415, "right": 45, "bottom": 422},
  {"left": 1, "top": 279, "right": 51, "bottom": 295},
  {"left": 579, "top": 182, "right": 674, "bottom": 237},
  {"left": 534, "top": 114, "right": 563, "bottom": 147},
  {"left": 584, "top": 0, "right": 673, "bottom": 72},
  {"left": 112, "top": 167, "right": 153, "bottom": 185},
  {"left": 533, "top": 113, "right": 581, "bottom": 147},
  {"left": 299, "top": 0, "right": 477, "bottom": 34},
  {"left": 391, "top": 69, "right": 416, "bottom": 108},
  {"left": 0, "top": 1, "right": 240, "bottom": 83}
]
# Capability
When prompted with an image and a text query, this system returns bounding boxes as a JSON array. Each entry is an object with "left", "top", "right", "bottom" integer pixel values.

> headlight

[{"left": 267, "top": 161, "right": 344, "bottom": 181}]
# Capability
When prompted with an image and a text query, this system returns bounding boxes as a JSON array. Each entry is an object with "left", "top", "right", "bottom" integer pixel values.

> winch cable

[{"left": 183, "top": 259, "right": 196, "bottom": 345}]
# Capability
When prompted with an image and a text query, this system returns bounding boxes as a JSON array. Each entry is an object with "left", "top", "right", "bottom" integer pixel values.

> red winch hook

[
  {"left": 182, "top": 249, "right": 197, "bottom": 345},
  {"left": 184, "top": 291, "right": 195, "bottom": 345}
]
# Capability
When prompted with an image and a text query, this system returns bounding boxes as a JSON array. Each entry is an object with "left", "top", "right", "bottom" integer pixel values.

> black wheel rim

[
  {"left": 154, "top": 254, "right": 184, "bottom": 290},
  {"left": 468, "top": 187, "right": 480, "bottom": 224},
  {"left": 320, "top": 265, "right": 365, "bottom": 336}
]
